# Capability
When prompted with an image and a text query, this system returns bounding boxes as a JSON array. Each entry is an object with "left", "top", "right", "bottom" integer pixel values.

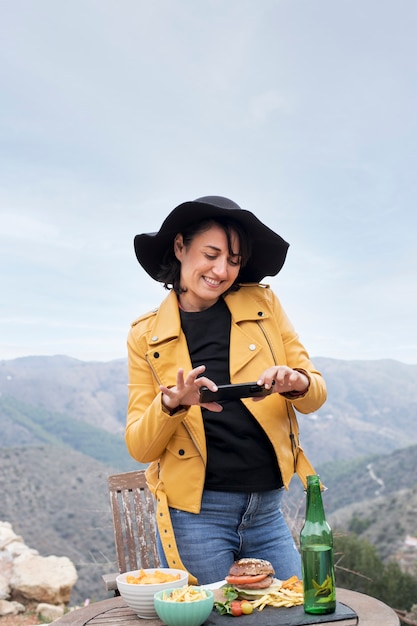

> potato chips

[{"left": 126, "top": 569, "right": 181, "bottom": 585}]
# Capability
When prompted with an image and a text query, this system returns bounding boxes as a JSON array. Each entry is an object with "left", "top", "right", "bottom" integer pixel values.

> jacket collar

[
  {"left": 224, "top": 286, "right": 271, "bottom": 323},
  {"left": 150, "top": 285, "right": 270, "bottom": 345},
  {"left": 151, "top": 290, "right": 182, "bottom": 344}
]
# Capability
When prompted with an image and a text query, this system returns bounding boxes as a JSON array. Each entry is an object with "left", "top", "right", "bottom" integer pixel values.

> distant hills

[
  {"left": 0, "top": 393, "right": 138, "bottom": 471},
  {"left": 0, "top": 355, "right": 127, "bottom": 434},
  {"left": 297, "top": 357, "right": 417, "bottom": 465},
  {"left": 1, "top": 355, "right": 417, "bottom": 605},
  {"left": 1, "top": 355, "right": 417, "bottom": 467},
  {"left": 0, "top": 356, "right": 137, "bottom": 471}
]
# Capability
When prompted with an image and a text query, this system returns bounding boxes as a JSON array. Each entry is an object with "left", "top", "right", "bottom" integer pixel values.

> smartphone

[{"left": 199, "top": 382, "right": 273, "bottom": 403}]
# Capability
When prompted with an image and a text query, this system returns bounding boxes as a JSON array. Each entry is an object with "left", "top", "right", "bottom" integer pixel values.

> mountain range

[
  {"left": 1, "top": 355, "right": 417, "bottom": 467},
  {"left": 1, "top": 354, "right": 416, "bottom": 604}
]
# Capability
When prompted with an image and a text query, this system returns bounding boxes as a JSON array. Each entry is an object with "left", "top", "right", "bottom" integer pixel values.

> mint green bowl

[{"left": 154, "top": 587, "right": 214, "bottom": 626}]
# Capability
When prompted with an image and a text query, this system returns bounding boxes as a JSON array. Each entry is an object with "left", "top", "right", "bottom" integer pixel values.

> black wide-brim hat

[{"left": 134, "top": 196, "right": 289, "bottom": 283}]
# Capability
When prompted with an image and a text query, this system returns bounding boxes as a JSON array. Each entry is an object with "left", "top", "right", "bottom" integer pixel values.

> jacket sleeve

[
  {"left": 269, "top": 289, "right": 327, "bottom": 414},
  {"left": 125, "top": 324, "right": 189, "bottom": 463}
]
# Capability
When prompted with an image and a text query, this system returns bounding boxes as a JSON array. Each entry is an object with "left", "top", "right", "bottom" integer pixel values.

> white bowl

[{"left": 116, "top": 568, "right": 189, "bottom": 619}]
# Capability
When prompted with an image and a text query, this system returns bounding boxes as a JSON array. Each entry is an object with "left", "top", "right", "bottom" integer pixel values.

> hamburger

[{"left": 225, "top": 558, "right": 275, "bottom": 590}]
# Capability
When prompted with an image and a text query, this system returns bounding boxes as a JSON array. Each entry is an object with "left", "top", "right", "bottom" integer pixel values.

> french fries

[
  {"left": 281, "top": 575, "right": 304, "bottom": 594},
  {"left": 248, "top": 576, "right": 304, "bottom": 611},
  {"left": 162, "top": 585, "right": 209, "bottom": 602}
]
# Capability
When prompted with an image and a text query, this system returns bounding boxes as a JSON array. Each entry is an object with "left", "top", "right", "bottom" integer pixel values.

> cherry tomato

[
  {"left": 230, "top": 600, "right": 243, "bottom": 616},
  {"left": 241, "top": 600, "right": 253, "bottom": 615}
]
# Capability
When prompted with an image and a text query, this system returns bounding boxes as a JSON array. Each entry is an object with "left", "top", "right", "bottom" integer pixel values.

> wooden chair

[{"left": 102, "top": 469, "right": 161, "bottom": 593}]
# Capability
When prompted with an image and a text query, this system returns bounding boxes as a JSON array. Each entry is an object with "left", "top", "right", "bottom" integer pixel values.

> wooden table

[{"left": 53, "top": 588, "right": 399, "bottom": 625}]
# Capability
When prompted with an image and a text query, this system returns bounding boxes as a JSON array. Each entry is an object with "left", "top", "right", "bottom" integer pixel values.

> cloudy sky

[{"left": 1, "top": 1, "right": 416, "bottom": 364}]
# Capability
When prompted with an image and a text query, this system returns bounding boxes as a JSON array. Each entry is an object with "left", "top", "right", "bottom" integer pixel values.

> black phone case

[{"left": 199, "top": 382, "right": 272, "bottom": 403}]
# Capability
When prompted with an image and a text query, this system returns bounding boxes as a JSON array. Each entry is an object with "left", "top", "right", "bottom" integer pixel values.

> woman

[{"left": 125, "top": 195, "right": 326, "bottom": 585}]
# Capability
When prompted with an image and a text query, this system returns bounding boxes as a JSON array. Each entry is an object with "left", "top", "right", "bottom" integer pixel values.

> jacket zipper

[
  {"left": 256, "top": 320, "right": 278, "bottom": 363},
  {"left": 257, "top": 320, "right": 299, "bottom": 472}
]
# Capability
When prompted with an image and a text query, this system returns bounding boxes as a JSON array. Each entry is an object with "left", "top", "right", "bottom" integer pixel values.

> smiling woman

[
  {"left": 171, "top": 224, "right": 242, "bottom": 311},
  {"left": 125, "top": 194, "right": 327, "bottom": 588}
]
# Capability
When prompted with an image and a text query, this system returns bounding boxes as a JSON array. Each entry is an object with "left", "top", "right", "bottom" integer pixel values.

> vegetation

[{"left": 335, "top": 533, "right": 417, "bottom": 613}]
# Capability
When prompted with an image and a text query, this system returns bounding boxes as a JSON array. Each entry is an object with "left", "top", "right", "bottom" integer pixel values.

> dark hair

[{"left": 157, "top": 217, "right": 252, "bottom": 294}]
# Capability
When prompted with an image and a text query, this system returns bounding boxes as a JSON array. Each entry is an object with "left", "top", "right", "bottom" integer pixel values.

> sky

[{"left": 1, "top": 0, "right": 416, "bottom": 365}]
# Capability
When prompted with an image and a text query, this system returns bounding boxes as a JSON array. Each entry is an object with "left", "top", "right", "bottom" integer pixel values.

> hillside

[
  {"left": 1, "top": 443, "right": 416, "bottom": 607},
  {"left": 0, "top": 446, "right": 118, "bottom": 606},
  {"left": 1, "top": 355, "right": 417, "bottom": 467},
  {"left": 284, "top": 444, "right": 417, "bottom": 561},
  {"left": 0, "top": 394, "right": 138, "bottom": 471},
  {"left": 0, "top": 356, "right": 127, "bottom": 434},
  {"left": 299, "top": 357, "right": 417, "bottom": 465},
  {"left": 287, "top": 442, "right": 417, "bottom": 514},
  {"left": 328, "top": 486, "right": 417, "bottom": 562},
  {"left": 1, "top": 355, "right": 417, "bottom": 606}
]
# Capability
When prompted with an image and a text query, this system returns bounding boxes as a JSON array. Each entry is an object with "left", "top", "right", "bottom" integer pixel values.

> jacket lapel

[
  {"left": 225, "top": 287, "right": 272, "bottom": 379},
  {"left": 147, "top": 292, "right": 193, "bottom": 387}
]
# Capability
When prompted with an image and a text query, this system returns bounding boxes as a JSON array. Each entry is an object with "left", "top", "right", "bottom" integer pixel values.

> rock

[
  {"left": 0, "top": 598, "right": 25, "bottom": 616},
  {"left": 0, "top": 522, "right": 37, "bottom": 562},
  {"left": 12, "top": 554, "right": 78, "bottom": 604},
  {"left": 37, "top": 602, "right": 65, "bottom": 621},
  {"left": 0, "top": 522, "right": 22, "bottom": 548},
  {"left": 0, "top": 542, "right": 14, "bottom": 600},
  {"left": 0, "top": 521, "right": 78, "bottom": 611},
  {"left": 0, "top": 579, "right": 9, "bottom": 601}
]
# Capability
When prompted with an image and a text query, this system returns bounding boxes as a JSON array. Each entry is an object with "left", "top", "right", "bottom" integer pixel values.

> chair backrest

[{"left": 107, "top": 469, "right": 161, "bottom": 574}]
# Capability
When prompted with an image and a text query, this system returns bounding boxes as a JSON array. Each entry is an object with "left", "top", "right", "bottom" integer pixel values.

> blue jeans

[{"left": 156, "top": 488, "right": 301, "bottom": 584}]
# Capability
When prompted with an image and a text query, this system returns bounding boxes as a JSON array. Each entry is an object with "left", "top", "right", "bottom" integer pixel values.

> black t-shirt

[{"left": 180, "top": 298, "right": 282, "bottom": 492}]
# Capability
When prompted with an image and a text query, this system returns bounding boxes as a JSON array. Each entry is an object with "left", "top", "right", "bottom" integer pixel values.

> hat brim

[{"left": 134, "top": 198, "right": 289, "bottom": 283}]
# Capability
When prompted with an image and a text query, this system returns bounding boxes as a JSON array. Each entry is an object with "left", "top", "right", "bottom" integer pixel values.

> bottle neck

[{"left": 306, "top": 485, "right": 326, "bottom": 522}]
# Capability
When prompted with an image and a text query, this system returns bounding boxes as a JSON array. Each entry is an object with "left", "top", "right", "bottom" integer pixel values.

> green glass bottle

[{"left": 300, "top": 474, "right": 336, "bottom": 614}]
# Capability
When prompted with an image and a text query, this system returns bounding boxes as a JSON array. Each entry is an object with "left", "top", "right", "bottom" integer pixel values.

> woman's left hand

[{"left": 255, "top": 366, "right": 309, "bottom": 397}]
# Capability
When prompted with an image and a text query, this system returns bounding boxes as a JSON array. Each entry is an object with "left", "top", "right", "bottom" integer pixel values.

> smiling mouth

[{"left": 203, "top": 276, "right": 222, "bottom": 287}]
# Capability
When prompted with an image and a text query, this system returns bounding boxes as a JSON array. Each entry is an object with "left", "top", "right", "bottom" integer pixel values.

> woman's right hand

[{"left": 160, "top": 365, "right": 223, "bottom": 413}]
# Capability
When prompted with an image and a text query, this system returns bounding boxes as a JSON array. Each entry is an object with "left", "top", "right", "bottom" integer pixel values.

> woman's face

[{"left": 174, "top": 224, "right": 241, "bottom": 311}]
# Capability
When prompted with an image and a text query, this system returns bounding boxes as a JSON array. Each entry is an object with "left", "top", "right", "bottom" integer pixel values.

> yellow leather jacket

[{"left": 126, "top": 285, "right": 327, "bottom": 512}]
